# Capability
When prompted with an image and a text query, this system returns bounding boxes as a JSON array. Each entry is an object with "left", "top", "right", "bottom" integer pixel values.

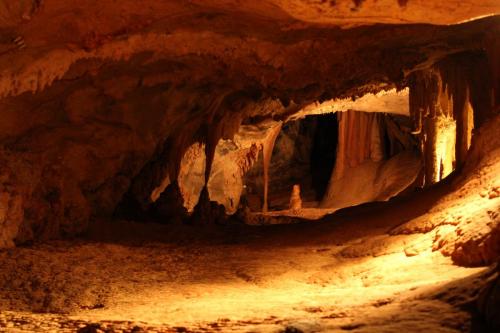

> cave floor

[{"left": 0, "top": 183, "right": 495, "bottom": 333}]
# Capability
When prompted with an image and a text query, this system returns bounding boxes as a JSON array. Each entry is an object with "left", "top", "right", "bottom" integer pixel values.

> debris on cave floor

[
  {"left": 252, "top": 207, "right": 337, "bottom": 222},
  {"left": 0, "top": 215, "right": 493, "bottom": 332}
]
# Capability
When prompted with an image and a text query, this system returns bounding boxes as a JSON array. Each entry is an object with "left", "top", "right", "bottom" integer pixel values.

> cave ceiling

[{"left": 0, "top": 0, "right": 498, "bottom": 104}]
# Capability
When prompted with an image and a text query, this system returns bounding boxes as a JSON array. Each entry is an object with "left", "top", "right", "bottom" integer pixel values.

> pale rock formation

[
  {"left": 178, "top": 143, "right": 206, "bottom": 212},
  {"left": 409, "top": 51, "right": 495, "bottom": 186},
  {"left": 321, "top": 110, "right": 420, "bottom": 209},
  {"left": 289, "top": 88, "right": 410, "bottom": 122},
  {"left": 155, "top": 123, "right": 267, "bottom": 215},
  {"left": 392, "top": 115, "right": 500, "bottom": 267},
  {"left": 330, "top": 110, "right": 384, "bottom": 181},
  {"left": 289, "top": 184, "right": 302, "bottom": 211},
  {"left": 262, "top": 123, "right": 283, "bottom": 212}
]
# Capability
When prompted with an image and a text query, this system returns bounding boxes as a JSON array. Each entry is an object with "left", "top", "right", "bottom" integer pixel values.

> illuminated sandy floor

[
  {"left": 2, "top": 142, "right": 499, "bottom": 332},
  {"left": 0, "top": 185, "right": 495, "bottom": 333}
]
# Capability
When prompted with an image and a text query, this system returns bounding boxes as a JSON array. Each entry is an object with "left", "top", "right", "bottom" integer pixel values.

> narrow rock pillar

[{"left": 262, "top": 122, "right": 282, "bottom": 213}]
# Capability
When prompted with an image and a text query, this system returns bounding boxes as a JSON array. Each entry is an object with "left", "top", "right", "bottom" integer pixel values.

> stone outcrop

[
  {"left": 392, "top": 115, "right": 500, "bottom": 267},
  {"left": 289, "top": 184, "right": 302, "bottom": 211}
]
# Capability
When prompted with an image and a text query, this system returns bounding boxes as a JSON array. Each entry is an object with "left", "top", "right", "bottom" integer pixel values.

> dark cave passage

[
  {"left": 309, "top": 113, "right": 338, "bottom": 201},
  {"left": 240, "top": 110, "right": 419, "bottom": 215}
]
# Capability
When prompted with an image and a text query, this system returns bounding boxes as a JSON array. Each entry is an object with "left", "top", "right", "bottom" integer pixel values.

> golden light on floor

[
  {"left": 67, "top": 240, "right": 485, "bottom": 330},
  {"left": 1, "top": 118, "right": 498, "bottom": 331},
  {"left": 75, "top": 162, "right": 498, "bottom": 330}
]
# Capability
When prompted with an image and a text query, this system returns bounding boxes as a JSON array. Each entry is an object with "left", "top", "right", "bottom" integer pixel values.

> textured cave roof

[
  {"left": 0, "top": 1, "right": 498, "bottom": 100},
  {"left": 2, "top": 0, "right": 499, "bottom": 30}
]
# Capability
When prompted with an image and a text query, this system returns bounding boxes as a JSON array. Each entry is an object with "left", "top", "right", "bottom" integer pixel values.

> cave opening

[
  {"left": 0, "top": 2, "right": 499, "bottom": 332},
  {"left": 240, "top": 109, "right": 421, "bottom": 218}
]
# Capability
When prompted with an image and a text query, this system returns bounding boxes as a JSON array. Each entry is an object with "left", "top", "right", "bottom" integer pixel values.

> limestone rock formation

[
  {"left": 320, "top": 110, "right": 421, "bottom": 209},
  {"left": 0, "top": 2, "right": 499, "bottom": 332},
  {"left": 392, "top": 115, "right": 500, "bottom": 266},
  {"left": 0, "top": 0, "right": 496, "bottom": 251},
  {"left": 289, "top": 184, "right": 302, "bottom": 211}
]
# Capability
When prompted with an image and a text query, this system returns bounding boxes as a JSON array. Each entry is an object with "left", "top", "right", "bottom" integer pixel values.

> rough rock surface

[
  {"left": 391, "top": 115, "right": 500, "bottom": 266},
  {"left": 0, "top": 187, "right": 497, "bottom": 332},
  {"left": 0, "top": 1, "right": 496, "bottom": 246},
  {"left": 0, "top": 2, "right": 499, "bottom": 332}
]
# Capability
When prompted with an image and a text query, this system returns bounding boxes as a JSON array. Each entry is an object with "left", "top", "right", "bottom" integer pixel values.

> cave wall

[
  {"left": 0, "top": 1, "right": 497, "bottom": 246},
  {"left": 0, "top": 58, "right": 236, "bottom": 244}
]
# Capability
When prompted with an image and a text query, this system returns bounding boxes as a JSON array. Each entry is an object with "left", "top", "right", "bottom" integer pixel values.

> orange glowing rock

[{"left": 289, "top": 184, "right": 302, "bottom": 211}]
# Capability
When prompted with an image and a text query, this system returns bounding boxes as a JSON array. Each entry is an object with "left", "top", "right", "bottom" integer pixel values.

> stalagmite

[
  {"left": 289, "top": 184, "right": 302, "bottom": 212},
  {"left": 262, "top": 122, "right": 283, "bottom": 212}
]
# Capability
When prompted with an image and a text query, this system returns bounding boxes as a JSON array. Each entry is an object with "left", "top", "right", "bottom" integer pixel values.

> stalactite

[
  {"left": 328, "top": 110, "right": 383, "bottom": 181},
  {"left": 411, "top": 51, "right": 495, "bottom": 186},
  {"left": 436, "top": 53, "right": 489, "bottom": 168},
  {"left": 321, "top": 110, "right": 385, "bottom": 207},
  {"left": 410, "top": 67, "right": 458, "bottom": 185},
  {"left": 261, "top": 122, "right": 283, "bottom": 212},
  {"left": 319, "top": 110, "right": 422, "bottom": 210},
  {"left": 455, "top": 88, "right": 474, "bottom": 166}
]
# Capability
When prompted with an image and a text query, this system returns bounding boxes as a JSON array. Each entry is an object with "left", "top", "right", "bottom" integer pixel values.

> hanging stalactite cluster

[{"left": 409, "top": 51, "right": 497, "bottom": 187}]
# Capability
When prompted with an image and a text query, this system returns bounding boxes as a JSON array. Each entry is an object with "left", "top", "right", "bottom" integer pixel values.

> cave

[{"left": 0, "top": 1, "right": 499, "bottom": 332}]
